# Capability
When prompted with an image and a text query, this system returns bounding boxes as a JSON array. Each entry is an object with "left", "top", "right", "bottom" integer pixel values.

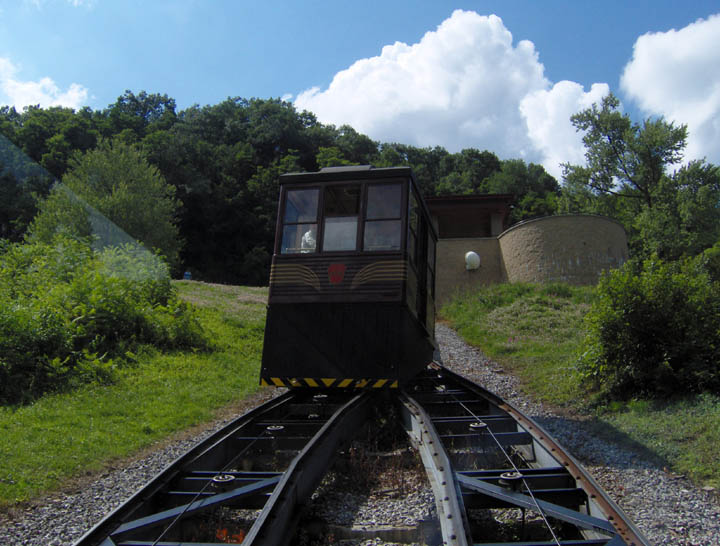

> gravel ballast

[{"left": 2, "top": 324, "right": 719, "bottom": 545}]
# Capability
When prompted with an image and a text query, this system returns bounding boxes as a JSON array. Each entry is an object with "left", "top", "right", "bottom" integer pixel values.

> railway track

[
  {"left": 400, "top": 366, "right": 649, "bottom": 546},
  {"left": 75, "top": 367, "right": 650, "bottom": 546}
]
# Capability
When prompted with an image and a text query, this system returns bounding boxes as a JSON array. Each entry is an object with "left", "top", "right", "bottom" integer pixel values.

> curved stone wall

[{"left": 498, "top": 215, "right": 628, "bottom": 285}]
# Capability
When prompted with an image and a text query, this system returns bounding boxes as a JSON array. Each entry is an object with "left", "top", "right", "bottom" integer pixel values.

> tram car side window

[
  {"left": 261, "top": 166, "right": 437, "bottom": 389},
  {"left": 364, "top": 184, "right": 402, "bottom": 251}
]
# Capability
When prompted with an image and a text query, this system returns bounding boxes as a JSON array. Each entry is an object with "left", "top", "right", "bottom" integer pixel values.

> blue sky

[{"left": 1, "top": 0, "right": 719, "bottom": 178}]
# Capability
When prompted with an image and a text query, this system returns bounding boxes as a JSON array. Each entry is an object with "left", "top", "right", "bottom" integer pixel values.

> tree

[
  {"left": 0, "top": 134, "right": 56, "bottom": 241},
  {"left": 0, "top": 106, "right": 21, "bottom": 142},
  {"left": 564, "top": 93, "right": 720, "bottom": 260},
  {"left": 28, "top": 139, "right": 182, "bottom": 268},
  {"left": 485, "top": 160, "right": 559, "bottom": 222},
  {"left": 455, "top": 149, "right": 502, "bottom": 192},
  {"left": 563, "top": 93, "right": 687, "bottom": 209},
  {"left": 316, "top": 146, "right": 353, "bottom": 168},
  {"left": 102, "top": 90, "right": 178, "bottom": 140},
  {"left": 634, "top": 161, "right": 720, "bottom": 260},
  {"left": 334, "top": 125, "right": 378, "bottom": 164},
  {"left": 10, "top": 106, "right": 99, "bottom": 178}
]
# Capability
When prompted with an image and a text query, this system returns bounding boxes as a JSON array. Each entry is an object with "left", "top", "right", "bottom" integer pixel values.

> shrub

[
  {"left": 580, "top": 256, "right": 720, "bottom": 399},
  {"left": 0, "top": 237, "right": 207, "bottom": 405}
]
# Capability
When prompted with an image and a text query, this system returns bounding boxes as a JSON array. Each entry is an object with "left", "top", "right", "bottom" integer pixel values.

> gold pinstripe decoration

[
  {"left": 270, "top": 263, "right": 321, "bottom": 291},
  {"left": 351, "top": 260, "right": 407, "bottom": 289},
  {"left": 260, "top": 377, "right": 399, "bottom": 388}
]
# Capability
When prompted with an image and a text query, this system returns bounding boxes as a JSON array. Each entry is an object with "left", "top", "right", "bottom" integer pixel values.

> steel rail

[
  {"left": 398, "top": 390, "right": 472, "bottom": 546},
  {"left": 431, "top": 377, "right": 563, "bottom": 545},
  {"left": 241, "top": 390, "right": 371, "bottom": 545},
  {"left": 74, "top": 391, "right": 296, "bottom": 546},
  {"left": 73, "top": 390, "right": 371, "bottom": 546},
  {"left": 443, "top": 366, "right": 650, "bottom": 546},
  {"left": 404, "top": 366, "right": 651, "bottom": 546}
]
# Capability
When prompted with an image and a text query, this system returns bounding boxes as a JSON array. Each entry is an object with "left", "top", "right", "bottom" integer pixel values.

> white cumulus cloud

[
  {"left": 621, "top": 14, "right": 720, "bottom": 164},
  {"left": 0, "top": 57, "right": 88, "bottom": 110},
  {"left": 520, "top": 81, "right": 610, "bottom": 178},
  {"left": 295, "top": 9, "right": 608, "bottom": 180}
]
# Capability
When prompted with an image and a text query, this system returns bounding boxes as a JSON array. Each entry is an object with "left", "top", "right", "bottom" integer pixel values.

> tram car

[{"left": 260, "top": 165, "right": 438, "bottom": 389}]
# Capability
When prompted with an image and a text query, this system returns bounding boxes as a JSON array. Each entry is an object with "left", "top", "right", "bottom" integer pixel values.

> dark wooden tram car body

[{"left": 261, "top": 166, "right": 438, "bottom": 388}]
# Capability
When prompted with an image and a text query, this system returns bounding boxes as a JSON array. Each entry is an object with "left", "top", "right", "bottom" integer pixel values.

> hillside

[
  {"left": 0, "top": 280, "right": 266, "bottom": 506},
  {"left": 440, "top": 282, "right": 720, "bottom": 490}
]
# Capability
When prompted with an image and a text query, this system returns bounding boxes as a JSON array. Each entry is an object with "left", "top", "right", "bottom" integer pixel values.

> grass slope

[
  {"left": 0, "top": 281, "right": 267, "bottom": 507},
  {"left": 440, "top": 282, "right": 720, "bottom": 490}
]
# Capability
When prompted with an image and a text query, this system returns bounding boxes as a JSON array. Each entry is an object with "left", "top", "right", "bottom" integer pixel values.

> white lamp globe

[{"left": 465, "top": 251, "right": 481, "bottom": 270}]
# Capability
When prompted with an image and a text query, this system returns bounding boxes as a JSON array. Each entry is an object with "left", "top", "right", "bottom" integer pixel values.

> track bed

[{"left": 75, "top": 368, "right": 649, "bottom": 546}]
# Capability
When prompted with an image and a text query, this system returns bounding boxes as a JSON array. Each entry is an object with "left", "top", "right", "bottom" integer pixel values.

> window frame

[
  {"left": 320, "top": 183, "right": 363, "bottom": 253},
  {"left": 362, "top": 181, "right": 405, "bottom": 252},
  {"left": 277, "top": 186, "right": 321, "bottom": 255},
  {"left": 276, "top": 178, "right": 409, "bottom": 257}
]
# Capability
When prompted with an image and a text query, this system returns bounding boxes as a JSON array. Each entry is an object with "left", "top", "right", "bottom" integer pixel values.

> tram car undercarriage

[{"left": 261, "top": 166, "right": 438, "bottom": 388}]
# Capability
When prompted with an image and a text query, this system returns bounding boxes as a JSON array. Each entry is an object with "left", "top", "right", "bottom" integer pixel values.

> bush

[
  {"left": 580, "top": 256, "right": 720, "bottom": 400},
  {"left": 0, "top": 237, "right": 207, "bottom": 405}
]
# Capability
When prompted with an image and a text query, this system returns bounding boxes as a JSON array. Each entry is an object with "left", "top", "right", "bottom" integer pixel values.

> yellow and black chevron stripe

[
  {"left": 260, "top": 377, "right": 399, "bottom": 389},
  {"left": 270, "top": 263, "right": 321, "bottom": 291},
  {"left": 351, "top": 260, "right": 407, "bottom": 289}
]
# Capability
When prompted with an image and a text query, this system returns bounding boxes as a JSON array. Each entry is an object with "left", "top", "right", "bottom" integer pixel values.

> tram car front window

[
  {"left": 322, "top": 184, "right": 361, "bottom": 252},
  {"left": 261, "top": 166, "right": 438, "bottom": 390},
  {"left": 281, "top": 188, "right": 319, "bottom": 254}
]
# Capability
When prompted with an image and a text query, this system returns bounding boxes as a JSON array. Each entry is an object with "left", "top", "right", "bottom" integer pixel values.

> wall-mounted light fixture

[{"left": 465, "top": 251, "right": 481, "bottom": 271}]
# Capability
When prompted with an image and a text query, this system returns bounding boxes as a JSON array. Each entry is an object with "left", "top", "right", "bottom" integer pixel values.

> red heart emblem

[{"left": 328, "top": 263, "right": 346, "bottom": 284}]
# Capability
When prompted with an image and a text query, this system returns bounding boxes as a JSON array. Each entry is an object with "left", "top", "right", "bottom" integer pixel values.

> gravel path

[{"left": 2, "top": 324, "right": 719, "bottom": 545}]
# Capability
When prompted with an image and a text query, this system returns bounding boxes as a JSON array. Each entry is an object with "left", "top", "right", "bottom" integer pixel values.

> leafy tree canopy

[
  {"left": 564, "top": 93, "right": 687, "bottom": 209},
  {"left": 562, "top": 93, "right": 719, "bottom": 260},
  {"left": 13, "top": 88, "right": 718, "bottom": 283},
  {"left": 28, "top": 139, "right": 182, "bottom": 268}
]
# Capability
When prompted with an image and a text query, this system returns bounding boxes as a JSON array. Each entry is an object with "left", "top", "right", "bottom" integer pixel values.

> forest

[
  {"left": 2, "top": 89, "right": 720, "bottom": 402},
  {"left": 1, "top": 90, "right": 564, "bottom": 284},
  {"left": 3, "top": 91, "right": 718, "bottom": 287}
]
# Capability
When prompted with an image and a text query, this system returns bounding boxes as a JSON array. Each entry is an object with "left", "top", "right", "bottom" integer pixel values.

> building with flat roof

[{"left": 426, "top": 196, "right": 628, "bottom": 305}]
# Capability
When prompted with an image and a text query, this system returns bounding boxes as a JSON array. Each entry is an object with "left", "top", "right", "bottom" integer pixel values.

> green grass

[
  {"left": 440, "top": 282, "right": 720, "bottom": 489},
  {"left": 441, "top": 282, "right": 594, "bottom": 408},
  {"left": 602, "top": 394, "right": 720, "bottom": 489},
  {"left": 0, "top": 281, "right": 267, "bottom": 507}
]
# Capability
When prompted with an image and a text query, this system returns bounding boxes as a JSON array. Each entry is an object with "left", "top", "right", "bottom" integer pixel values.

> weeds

[{"left": 441, "top": 283, "right": 592, "bottom": 409}]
